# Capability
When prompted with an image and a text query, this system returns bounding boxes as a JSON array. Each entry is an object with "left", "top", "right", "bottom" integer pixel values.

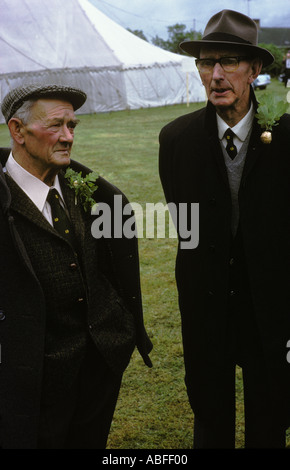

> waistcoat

[{"left": 220, "top": 129, "right": 252, "bottom": 237}]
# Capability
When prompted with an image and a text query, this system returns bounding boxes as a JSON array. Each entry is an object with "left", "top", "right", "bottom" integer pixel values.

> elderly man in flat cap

[
  {"left": 0, "top": 84, "right": 152, "bottom": 449},
  {"left": 159, "top": 10, "right": 290, "bottom": 448}
]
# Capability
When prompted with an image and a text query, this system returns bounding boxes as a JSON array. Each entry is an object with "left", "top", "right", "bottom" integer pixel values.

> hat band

[{"left": 202, "top": 32, "right": 253, "bottom": 45}]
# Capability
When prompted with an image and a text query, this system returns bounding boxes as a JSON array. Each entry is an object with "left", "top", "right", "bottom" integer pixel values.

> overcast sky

[{"left": 89, "top": 0, "right": 290, "bottom": 40}]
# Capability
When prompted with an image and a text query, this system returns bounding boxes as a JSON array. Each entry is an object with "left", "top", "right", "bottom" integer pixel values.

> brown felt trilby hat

[{"left": 180, "top": 9, "right": 274, "bottom": 67}]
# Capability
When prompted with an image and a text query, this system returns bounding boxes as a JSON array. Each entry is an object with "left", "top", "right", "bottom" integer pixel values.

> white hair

[
  {"left": 12, "top": 99, "right": 36, "bottom": 125},
  {"left": 10, "top": 99, "right": 37, "bottom": 147}
]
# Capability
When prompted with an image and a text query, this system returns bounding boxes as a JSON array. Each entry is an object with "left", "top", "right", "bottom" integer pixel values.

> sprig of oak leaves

[{"left": 64, "top": 168, "right": 99, "bottom": 212}]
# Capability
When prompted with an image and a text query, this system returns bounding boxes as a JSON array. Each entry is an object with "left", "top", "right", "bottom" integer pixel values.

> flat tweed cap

[
  {"left": 1, "top": 84, "right": 87, "bottom": 123},
  {"left": 180, "top": 9, "right": 274, "bottom": 67}
]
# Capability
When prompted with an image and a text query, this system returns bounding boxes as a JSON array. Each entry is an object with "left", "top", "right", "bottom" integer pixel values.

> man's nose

[
  {"left": 212, "top": 62, "right": 225, "bottom": 80},
  {"left": 59, "top": 125, "right": 74, "bottom": 142}
]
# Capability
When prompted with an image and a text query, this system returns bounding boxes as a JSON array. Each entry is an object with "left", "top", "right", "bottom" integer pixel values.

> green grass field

[{"left": 0, "top": 79, "right": 289, "bottom": 449}]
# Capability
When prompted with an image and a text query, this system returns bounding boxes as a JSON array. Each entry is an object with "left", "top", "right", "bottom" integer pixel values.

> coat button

[
  {"left": 69, "top": 263, "right": 78, "bottom": 270},
  {"left": 0, "top": 310, "right": 5, "bottom": 321},
  {"left": 209, "top": 197, "right": 216, "bottom": 206},
  {"left": 229, "top": 258, "right": 234, "bottom": 266}
]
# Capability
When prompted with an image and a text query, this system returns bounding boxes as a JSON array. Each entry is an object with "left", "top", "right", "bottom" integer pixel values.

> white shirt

[
  {"left": 217, "top": 101, "right": 255, "bottom": 153},
  {"left": 5, "top": 152, "right": 65, "bottom": 226}
]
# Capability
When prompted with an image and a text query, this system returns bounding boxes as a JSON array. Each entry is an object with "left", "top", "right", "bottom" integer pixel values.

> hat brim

[{"left": 180, "top": 40, "right": 274, "bottom": 67}]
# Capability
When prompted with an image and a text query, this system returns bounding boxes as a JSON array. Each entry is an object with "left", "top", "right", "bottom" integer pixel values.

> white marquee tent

[{"left": 0, "top": 0, "right": 205, "bottom": 123}]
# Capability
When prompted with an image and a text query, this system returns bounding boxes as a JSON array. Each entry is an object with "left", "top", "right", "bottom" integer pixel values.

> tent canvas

[{"left": 0, "top": 0, "right": 205, "bottom": 123}]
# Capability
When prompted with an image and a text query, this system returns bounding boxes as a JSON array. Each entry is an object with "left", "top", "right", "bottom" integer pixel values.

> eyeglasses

[{"left": 195, "top": 56, "right": 249, "bottom": 73}]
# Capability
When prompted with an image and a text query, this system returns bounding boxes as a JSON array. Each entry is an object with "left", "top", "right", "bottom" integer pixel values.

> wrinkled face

[
  {"left": 20, "top": 98, "right": 79, "bottom": 173},
  {"left": 198, "top": 47, "right": 260, "bottom": 114}
]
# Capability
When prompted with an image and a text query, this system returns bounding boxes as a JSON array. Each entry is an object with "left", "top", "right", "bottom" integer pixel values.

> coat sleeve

[{"left": 70, "top": 160, "right": 153, "bottom": 367}]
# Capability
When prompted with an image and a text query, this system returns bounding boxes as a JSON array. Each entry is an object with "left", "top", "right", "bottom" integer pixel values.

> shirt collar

[
  {"left": 6, "top": 152, "right": 64, "bottom": 212},
  {"left": 217, "top": 101, "right": 254, "bottom": 142}
]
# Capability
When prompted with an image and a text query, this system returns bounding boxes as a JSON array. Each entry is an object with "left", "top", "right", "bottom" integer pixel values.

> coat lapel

[
  {"left": 59, "top": 171, "right": 86, "bottom": 245},
  {"left": 5, "top": 174, "right": 57, "bottom": 237},
  {"left": 240, "top": 88, "right": 263, "bottom": 182},
  {"left": 59, "top": 170, "right": 98, "bottom": 274},
  {"left": 240, "top": 118, "right": 263, "bottom": 183}
]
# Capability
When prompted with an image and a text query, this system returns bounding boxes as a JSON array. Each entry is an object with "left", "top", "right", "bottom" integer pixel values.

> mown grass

[{"left": 0, "top": 79, "right": 289, "bottom": 449}]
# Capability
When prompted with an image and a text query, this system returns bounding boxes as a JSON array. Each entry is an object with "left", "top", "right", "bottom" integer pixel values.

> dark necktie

[
  {"left": 224, "top": 128, "right": 237, "bottom": 159},
  {"left": 47, "top": 188, "right": 76, "bottom": 248}
]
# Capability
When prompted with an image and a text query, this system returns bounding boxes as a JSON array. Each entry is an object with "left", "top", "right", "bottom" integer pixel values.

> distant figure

[{"left": 283, "top": 49, "right": 290, "bottom": 87}]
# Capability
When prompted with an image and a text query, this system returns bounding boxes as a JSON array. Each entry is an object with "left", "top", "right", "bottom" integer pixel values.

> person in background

[{"left": 283, "top": 49, "right": 290, "bottom": 87}]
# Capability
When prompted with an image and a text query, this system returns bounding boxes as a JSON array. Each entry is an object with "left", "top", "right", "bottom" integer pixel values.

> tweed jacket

[
  {"left": 0, "top": 148, "right": 152, "bottom": 448},
  {"left": 159, "top": 92, "right": 290, "bottom": 425}
]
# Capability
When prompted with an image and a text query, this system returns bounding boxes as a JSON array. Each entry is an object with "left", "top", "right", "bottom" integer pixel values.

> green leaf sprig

[
  {"left": 255, "top": 94, "right": 288, "bottom": 143},
  {"left": 64, "top": 168, "right": 99, "bottom": 212}
]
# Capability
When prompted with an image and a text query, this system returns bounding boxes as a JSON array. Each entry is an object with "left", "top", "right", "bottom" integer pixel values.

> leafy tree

[
  {"left": 151, "top": 35, "right": 171, "bottom": 51},
  {"left": 259, "top": 43, "right": 285, "bottom": 76},
  {"left": 152, "top": 23, "right": 202, "bottom": 54},
  {"left": 127, "top": 28, "right": 148, "bottom": 42}
]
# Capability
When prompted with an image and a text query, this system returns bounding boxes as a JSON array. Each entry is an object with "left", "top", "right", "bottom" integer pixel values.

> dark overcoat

[
  {"left": 0, "top": 148, "right": 152, "bottom": 449},
  {"left": 159, "top": 95, "right": 290, "bottom": 426}
]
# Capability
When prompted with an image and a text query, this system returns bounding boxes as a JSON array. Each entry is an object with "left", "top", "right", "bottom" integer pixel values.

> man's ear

[
  {"left": 8, "top": 118, "right": 26, "bottom": 145},
  {"left": 248, "top": 58, "right": 263, "bottom": 84}
]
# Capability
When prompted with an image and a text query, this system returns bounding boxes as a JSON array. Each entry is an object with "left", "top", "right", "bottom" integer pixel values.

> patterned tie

[
  {"left": 47, "top": 188, "right": 76, "bottom": 248},
  {"left": 224, "top": 128, "right": 237, "bottom": 159}
]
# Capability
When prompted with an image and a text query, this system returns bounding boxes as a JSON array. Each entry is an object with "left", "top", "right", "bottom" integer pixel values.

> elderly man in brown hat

[
  {"left": 0, "top": 84, "right": 152, "bottom": 449},
  {"left": 159, "top": 10, "right": 290, "bottom": 448}
]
